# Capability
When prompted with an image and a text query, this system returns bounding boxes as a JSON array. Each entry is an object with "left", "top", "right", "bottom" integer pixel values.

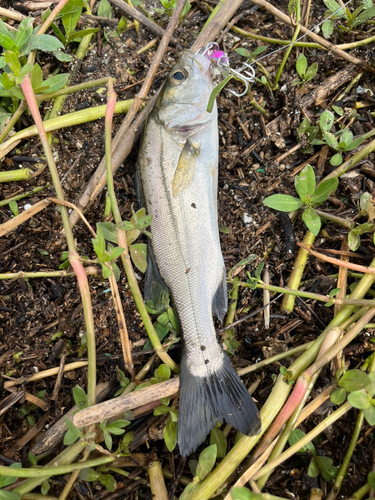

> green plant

[
  {"left": 155, "top": 0, "right": 191, "bottom": 20},
  {"left": 292, "top": 53, "right": 318, "bottom": 86},
  {"left": 143, "top": 305, "right": 180, "bottom": 350},
  {"left": 97, "top": 207, "right": 153, "bottom": 274},
  {"left": 322, "top": 0, "right": 375, "bottom": 37},
  {"left": 263, "top": 164, "right": 338, "bottom": 235},
  {"left": 114, "top": 368, "right": 131, "bottom": 396},
  {"left": 42, "top": 0, "right": 98, "bottom": 47},
  {"left": 92, "top": 225, "right": 125, "bottom": 280},
  {"left": 331, "top": 367, "right": 375, "bottom": 425},
  {"left": 298, "top": 110, "right": 364, "bottom": 162},
  {"left": 99, "top": 419, "right": 130, "bottom": 451},
  {"left": 347, "top": 192, "right": 375, "bottom": 251},
  {"left": 154, "top": 403, "right": 178, "bottom": 451},
  {"left": 19, "top": 390, "right": 46, "bottom": 426},
  {"left": 0, "top": 463, "right": 22, "bottom": 500},
  {"left": 180, "top": 444, "right": 217, "bottom": 500},
  {"left": 80, "top": 466, "right": 117, "bottom": 492}
]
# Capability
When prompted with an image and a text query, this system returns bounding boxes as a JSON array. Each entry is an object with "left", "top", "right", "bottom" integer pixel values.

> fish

[{"left": 137, "top": 48, "right": 261, "bottom": 457}]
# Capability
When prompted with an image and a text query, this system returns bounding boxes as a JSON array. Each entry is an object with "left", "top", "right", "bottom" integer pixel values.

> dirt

[{"left": 0, "top": 0, "right": 375, "bottom": 499}]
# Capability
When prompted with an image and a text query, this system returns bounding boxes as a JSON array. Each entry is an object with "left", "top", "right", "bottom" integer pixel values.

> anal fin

[
  {"left": 212, "top": 267, "right": 228, "bottom": 323},
  {"left": 144, "top": 241, "right": 170, "bottom": 312}
]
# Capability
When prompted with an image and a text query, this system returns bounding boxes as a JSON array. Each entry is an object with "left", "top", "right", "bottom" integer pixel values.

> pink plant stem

[
  {"left": 299, "top": 243, "right": 375, "bottom": 274},
  {"left": 252, "top": 327, "right": 341, "bottom": 460},
  {"left": 21, "top": 74, "right": 97, "bottom": 407}
]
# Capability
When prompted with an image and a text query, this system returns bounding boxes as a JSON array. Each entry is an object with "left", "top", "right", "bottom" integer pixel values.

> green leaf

[
  {"left": 210, "top": 428, "right": 227, "bottom": 458},
  {"left": 19, "top": 63, "right": 33, "bottom": 77},
  {"left": 302, "top": 207, "right": 321, "bottom": 236},
  {"left": 38, "top": 73, "right": 69, "bottom": 94},
  {"left": 363, "top": 405, "right": 375, "bottom": 425},
  {"left": 9, "top": 200, "right": 18, "bottom": 216},
  {"left": 355, "top": 6, "right": 375, "bottom": 23},
  {"left": 288, "top": 0, "right": 298, "bottom": 15},
  {"left": 154, "top": 405, "right": 171, "bottom": 416},
  {"left": 14, "top": 18, "right": 33, "bottom": 50},
  {"left": 196, "top": 444, "right": 217, "bottom": 481},
  {"left": 310, "top": 178, "right": 338, "bottom": 204},
  {"left": 330, "top": 388, "right": 347, "bottom": 404},
  {"left": 305, "top": 62, "right": 318, "bottom": 81},
  {"left": 288, "top": 428, "right": 317, "bottom": 455},
  {"left": 97, "top": 222, "right": 118, "bottom": 244},
  {"left": 167, "top": 307, "right": 179, "bottom": 331},
  {"left": 98, "top": 0, "right": 113, "bottom": 17},
  {"left": 179, "top": 481, "right": 200, "bottom": 500},
  {"left": 0, "top": 491, "right": 21, "bottom": 500},
  {"left": 31, "top": 63, "right": 43, "bottom": 91},
  {"left": 332, "top": 105, "right": 344, "bottom": 116},
  {"left": 344, "top": 136, "right": 364, "bottom": 151},
  {"left": 348, "top": 390, "right": 371, "bottom": 409},
  {"left": 164, "top": 417, "right": 177, "bottom": 451},
  {"left": 0, "top": 463, "right": 22, "bottom": 489},
  {"left": 156, "top": 364, "right": 171, "bottom": 382},
  {"left": 50, "top": 22, "right": 67, "bottom": 45},
  {"left": 330, "top": 152, "right": 342, "bottom": 166},
  {"left": 4, "top": 51, "right": 20, "bottom": 76},
  {"left": 103, "top": 430, "right": 113, "bottom": 450},
  {"left": 53, "top": 50, "right": 73, "bottom": 62},
  {"left": 324, "top": 131, "right": 339, "bottom": 150},
  {"left": 263, "top": 194, "right": 303, "bottom": 212},
  {"left": 117, "top": 16, "right": 127, "bottom": 35},
  {"left": 339, "top": 369, "right": 371, "bottom": 392},
  {"left": 323, "top": 0, "right": 342, "bottom": 12},
  {"left": 67, "top": 28, "right": 100, "bottom": 43},
  {"left": 296, "top": 165, "right": 315, "bottom": 203},
  {"left": 73, "top": 385, "right": 88, "bottom": 410},
  {"left": 315, "top": 456, "right": 338, "bottom": 482},
  {"left": 80, "top": 467, "right": 100, "bottom": 482},
  {"left": 21, "top": 35, "right": 64, "bottom": 55},
  {"left": 108, "top": 246, "right": 125, "bottom": 261},
  {"left": 322, "top": 19, "right": 334, "bottom": 37},
  {"left": 307, "top": 458, "right": 320, "bottom": 477},
  {"left": 129, "top": 243, "right": 147, "bottom": 273},
  {"left": 63, "top": 418, "right": 83, "bottom": 445},
  {"left": 135, "top": 214, "right": 153, "bottom": 229},
  {"left": 296, "top": 53, "right": 307, "bottom": 79},
  {"left": 231, "top": 488, "right": 252, "bottom": 500},
  {"left": 62, "top": 0, "right": 83, "bottom": 39},
  {"left": 0, "top": 18, "right": 10, "bottom": 36},
  {"left": 320, "top": 110, "right": 335, "bottom": 133},
  {"left": 41, "top": 479, "right": 50, "bottom": 496},
  {"left": 368, "top": 471, "right": 375, "bottom": 490},
  {"left": 0, "top": 33, "right": 18, "bottom": 52},
  {"left": 99, "top": 474, "right": 117, "bottom": 492}
]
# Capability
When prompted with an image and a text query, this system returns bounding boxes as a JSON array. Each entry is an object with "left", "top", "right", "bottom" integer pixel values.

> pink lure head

[{"left": 207, "top": 49, "right": 229, "bottom": 67}]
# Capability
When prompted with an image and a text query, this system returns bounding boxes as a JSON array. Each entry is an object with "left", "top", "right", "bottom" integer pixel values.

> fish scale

[{"left": 138, "top": 49, "right": 261, "bottom": 456}]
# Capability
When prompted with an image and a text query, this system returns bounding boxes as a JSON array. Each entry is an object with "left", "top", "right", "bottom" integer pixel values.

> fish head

[{"left": 155, "top": 49, "right": 215, "bottom": 136}]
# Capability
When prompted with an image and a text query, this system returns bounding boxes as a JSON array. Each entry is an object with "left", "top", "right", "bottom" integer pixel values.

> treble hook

[{"left": 226, "top": 62, "right": 255, "bottom": 98}]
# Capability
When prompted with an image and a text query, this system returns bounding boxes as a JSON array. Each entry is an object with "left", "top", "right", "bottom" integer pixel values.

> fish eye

[{"left": 169, "top": 70, "right": 187, "bottom": 85}]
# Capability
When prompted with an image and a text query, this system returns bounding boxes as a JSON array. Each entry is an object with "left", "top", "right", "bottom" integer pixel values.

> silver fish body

[{"left": 138, "top": 49, "right": 261, "bottom": 456}]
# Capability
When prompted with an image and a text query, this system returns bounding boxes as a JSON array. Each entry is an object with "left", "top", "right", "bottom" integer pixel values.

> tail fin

[{"left": 178, "top": 352, "right": 261, "bottom": 457}]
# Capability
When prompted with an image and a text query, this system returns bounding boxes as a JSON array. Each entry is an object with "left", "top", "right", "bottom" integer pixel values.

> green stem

[
  {"left": 281, "top": 230, "right": 315, "bottom": 312},
  {"left": 273, "top": 23, "right": 301, "bottom": 90},
  {"left": 350, "top": 483, "right": 371, "bottom": 500},
  {"left": 314, "top": 209, "right": 355, "bottom": 228},
  {"left": 0, "top": 183, "right": 49, "bottom": 207},
  {"left": 233, "top": 27, "right": 375, "bottom": 50},
  {"left": 323, "top": 135, "right": 375, "bottom": 182},
  {"left": 237, "top": 342, "right": 313, "bottom": 376},
  {"left": 0, "top": 168, "right": 38, "bottom": 183},
  {"left": 192, "top": 257, "right": 375, "bottom": 500},
  {"left": 0, "top": 101, "right": 27, "bottom": 144},
  {"left": 36, "top": 77, "right": 110, "bottom": 102},
  {"left": 201, "top": 0, "right": 227, "bottom": 31},
  {"left": 256, "top": 370, "right": 320, "bottom": 490},
  {"left": 327, "top": 411, "right": 364, "bottom": 500},
  {"left": 1, "top": 457, "right": 113, "bottom": 478},
  {"left": 0, "top": 100, "right": 133, "bottom": 159},
  {"left": 252, "top": 402, "right": 352, "bottom": 481},
  {"left": 222, "top": 279, "right": 239, "bottom": 343}
]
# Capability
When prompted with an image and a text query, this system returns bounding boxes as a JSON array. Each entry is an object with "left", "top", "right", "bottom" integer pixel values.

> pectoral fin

[{"left": 172, "top": 140, "right": 200, "bottom": 197}]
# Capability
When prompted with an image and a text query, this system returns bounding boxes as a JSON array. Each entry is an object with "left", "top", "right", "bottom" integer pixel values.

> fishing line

[
  {"left": 204, "top": 0, "right": 356, "bottom": 100},
  {"left": 247, "top": 0, "right": 355, "bottom": 68}
]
